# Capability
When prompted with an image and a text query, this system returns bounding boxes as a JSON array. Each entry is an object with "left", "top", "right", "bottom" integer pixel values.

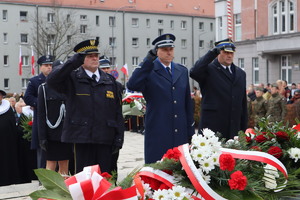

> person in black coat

[
  {"left": 24, "top": 55, "right": 54, "bottom": 169},
  {"left": 47, "top": 38, "right": 124, "bottom": 173},
  {"left": 37, "top": 60, "right": 73, "bottom": 175},
  {"left": 190, "top": 38, "right": 248, "bottom": 140}
]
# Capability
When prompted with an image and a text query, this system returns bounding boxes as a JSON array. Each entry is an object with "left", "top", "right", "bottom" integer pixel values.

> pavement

[{"left": 0, "top": 131, "right": 144, "bottom": 200}]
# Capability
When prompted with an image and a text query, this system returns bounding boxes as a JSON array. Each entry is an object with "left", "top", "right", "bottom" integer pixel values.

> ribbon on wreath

[
  {"left": 65, "top": 165, "right": 138, "bottom": 200},
  {"left": 122, "top": 93, "right": 144, "bottom": 102}
]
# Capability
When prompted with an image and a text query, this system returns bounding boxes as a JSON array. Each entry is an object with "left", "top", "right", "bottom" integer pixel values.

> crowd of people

[{"left": 1, "top": 34, "right": 300, "bottom": 188}]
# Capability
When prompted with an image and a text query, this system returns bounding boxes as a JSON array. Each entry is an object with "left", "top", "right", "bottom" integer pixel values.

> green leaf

[
  {"left": 33, "top": 169, "right": 71, "bottom": 197},
  {"left": 30, "top": 190, "right": 72, "bottom": 200}
]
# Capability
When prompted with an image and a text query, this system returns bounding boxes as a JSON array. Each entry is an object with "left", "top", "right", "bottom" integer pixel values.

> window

[
  {"left": 67, "top": 35, "right": 71, "bottom": 45},
  {"left": 21, "top": 34, "right": 28, "bottom": 44},
  {"left": 67, "top": 14, "right": 70, "bottom": 22},
  {"left": 158, "top": 29, "right": 164, "bottom": 35},
  {"left": 2, "top": 10, "right": 8, "bottom": 21},
  {"left": 235, "top": 14, "right": 242, "bottom": 41},
  {"left": 4, "top": 55, "right": 8, "bottom": 66},
  {"left": 281, "top": 55, "right": 292, "bottom": 84},
  {"left": 47, "top": 13, "right": 54, "bottom": 23},
  {"left": 132, "top": 38, "right": 139, "bottom": 47},
  {"left": 271, "top": 0, "right": 295, "bottom": 34},
  {"left": 181, "top": 57, "right": 187, "bottom": 66},
  {"left": 238, "top": 58, "right": 245, "bottom": 70},
  {"left": 132, "top": 57, "right": 139, "bottom": 66},
  {"left": 158, "top": 19, "right": 163, "bottom": 25},
  {"left": 80, "top": 15, "right": 87, "bottom": 20},
  {"left": 252, "top": 57, "right": 259, "bottom": 84},
  {"left": 47, "top": 34, "right": 55, "bottom": 44},
  {"left": 109, "top": 57, "right": 116, "bottom": 66},
  {"left": 210, "top": 22, "right": 213, "bottom": 31},
  {"left": 109, "top": 37, "right": 116, "bottom": 47},
  {"left": 3, "top": 33, "right": 7, "bottom": 43},
  {"left": 199, "top": 40, "right": 204, "bottom": 48},
  {"left": 132, "top": 18, "right": 138, "bottom": 27},
  {"left": 217, "top": 17, "right": 223, "bottom": 40},
  {"left": 22, "top": 56, "right": 29, "bottom": 66},
  {"left": 199, "top": 22, "right": 204, "bottom": 30},
  {"left": 209, "top": 40, "right": 213, "bottom": 48},
  {"left": 22, "top": 78, "right": 30, "bottom": 89},
  {"left": 80, "top": 25, "right": 87, "bottom": 34},
  {"left": 96, "top": 16, "right": 100, "bottom": 26},
  {"left": 181, "top": 21, "right": 187, "bottom": 29},
  {"left": 146, "top": 19, "right": 150, "bottom": 27},
  {"left": 109, "top": 16, "right": 115, "bottom": 27},
  {"left": 146, "top": 38, "right": 150, "bottom": 47},
  {"left": 170, "top": 20, "right": 174, "bottom": 29},
  {"left": 20, "top": 11, "right": 28, "bottom": 21},
  {"left": 4, "top": 79, "right": 9, "bottom": 89},
  {"left": 181, "top": 39, "right": 187, "bottom": 48}
]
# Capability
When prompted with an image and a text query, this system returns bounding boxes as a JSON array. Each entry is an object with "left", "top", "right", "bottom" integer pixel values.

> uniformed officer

[
  {"left": 47, "top": 38, "right": 124, "bottom": 173},
  {"left": 24, "top": 55, "right": 54, "bottom": 169},
  {"left": 252, "top": 87, "right": 268, "bottom": 126},
  {"left": 99, "top": 55, "right": 112, "bottom": 74},
  {"left": 127, "top": 33, "right": 195, "bottom": 164},
  {"left": 266, "top": 83, "right": 287, "bottom": 123}
]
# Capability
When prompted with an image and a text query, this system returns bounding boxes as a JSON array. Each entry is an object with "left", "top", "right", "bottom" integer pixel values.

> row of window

[
  {"left": 2, "top": 78, "right": 29, "bottom": 89},
  {"left": 1, "top": 9, "right": 212, "bottom": 31}
]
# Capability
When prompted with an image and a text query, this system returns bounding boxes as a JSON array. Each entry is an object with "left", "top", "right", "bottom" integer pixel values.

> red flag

[
  {"left": 19, "top": 46, "right": 23, "bottom": 76},
  {"left": 31, "top": 46, "right": 35, "bottom": 75},
  {"left": 121, "top": 63, "right": 128, "bottom": 76}
]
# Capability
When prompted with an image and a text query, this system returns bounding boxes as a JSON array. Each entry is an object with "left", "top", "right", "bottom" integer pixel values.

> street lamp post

[{"left": 111, "top": 5, "right": 135, "bottom": 67}]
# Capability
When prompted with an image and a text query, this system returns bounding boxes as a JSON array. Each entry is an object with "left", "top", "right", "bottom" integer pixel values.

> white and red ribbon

[{"left": 122, "top": 93, "right": 144, "bottom": 102}]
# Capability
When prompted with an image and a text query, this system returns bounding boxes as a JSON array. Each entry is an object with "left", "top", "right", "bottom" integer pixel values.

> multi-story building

[
  {"left": 0, "top": 0, "right": 215, "bottom": 93},
  {"left": 215, "top": 0, "right": 300, "bottom": 86}
]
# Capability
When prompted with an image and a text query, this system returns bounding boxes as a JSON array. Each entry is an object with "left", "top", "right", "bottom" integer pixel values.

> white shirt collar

[
  {"left": 158, "top": 60, "right": 172, "bottom": 70},
  {"left": 84, "top": 69, "right": 100, "bottom": 82}
]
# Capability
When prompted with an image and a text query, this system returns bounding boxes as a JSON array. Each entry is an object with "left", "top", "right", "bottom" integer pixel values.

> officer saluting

[
  {"left": 127, "top": 33, "right": 195, "bottom": 164},
  {"left": 47, "top": 38, "right": 124, "bottom": 173},
  {"left": 24, "top": 55, "right": 54, "bottom": 169}
]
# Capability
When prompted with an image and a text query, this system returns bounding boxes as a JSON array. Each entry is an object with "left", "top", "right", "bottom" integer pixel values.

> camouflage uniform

[
  {"left": 252, "top": 96, "right": 268, "bottom": 126},
  {"left": 266, "top": 93, "right": 286, "bottom": 123}
]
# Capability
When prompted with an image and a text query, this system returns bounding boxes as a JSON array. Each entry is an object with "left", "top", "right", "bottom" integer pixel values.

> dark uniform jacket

[
  {"left": 190, "top": 50, "right": 248, "bottom": 139},
  {"left": 37, "top": 83, "right": 66, "bottom": 142},
  {"left": 24, "top": 73, "right": 46, "bottom": 149},
  {"left": 127, "top": 57, "right": 194, "bottom": 164},
  {"left": 47, "top": 54, "right": 124, "bottom": 147}
]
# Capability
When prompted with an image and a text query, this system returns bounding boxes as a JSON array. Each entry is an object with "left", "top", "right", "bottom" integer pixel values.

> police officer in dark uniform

[
  {"left": 47, "top": 38, "right": 124, "bottom": 173},
  {"left": 24, "top": 55, "right": 54, "bottom": 169}
]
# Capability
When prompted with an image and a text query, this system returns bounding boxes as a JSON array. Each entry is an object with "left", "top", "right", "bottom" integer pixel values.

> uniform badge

[
  {"left": 106, "top": 91, "right": 114, "bottom": 99},
  {"left": 90, "top": 39, "right": 96, "bottom": 46}
]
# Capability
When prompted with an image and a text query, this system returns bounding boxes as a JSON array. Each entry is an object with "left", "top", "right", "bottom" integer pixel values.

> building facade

[
  {"left": 215, "top": 0, "right": 300, "bottom": 86},
  {"left": 0, "top": 0, "right": 215, "bottom": 93}
]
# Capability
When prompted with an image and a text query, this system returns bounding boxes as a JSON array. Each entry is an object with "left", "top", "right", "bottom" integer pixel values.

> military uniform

[
  {"left": 266, "top": 93, "right": 286, "bottom": 123},
  {"left": 252, "top": 96, "right": 268, "bottom": 126}
]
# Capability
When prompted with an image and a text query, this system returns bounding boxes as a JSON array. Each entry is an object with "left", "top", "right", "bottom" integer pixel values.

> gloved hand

[
  {"left": 211, "top": 47, "right": 221, "bottom": 55},
  {"left": 112, "top": 145, "right": 121, "bottom": 154},
  {"left": 73, "top": 53, "right": 86, "bottom": 65},
  {"left": 146, "top": 48, "right": 158, "bottom": 61},
  {"left": 39, "top": 140, "right": 48, "bottom": 151}
]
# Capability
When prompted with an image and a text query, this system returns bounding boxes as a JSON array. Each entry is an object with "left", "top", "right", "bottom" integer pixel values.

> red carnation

[
  {"left": 245, "top": 136, "right": 251, "bottom": 143},
  {"left": 219, "top": 154, "right": 236, "bottom": 171},
  {"left": 162, "top": 147, "right": 181, "bottom": 161},
  {"left": 228, "top": 171, "right": 247, "bottom": 191},
  {"left": 28, "top": 121, "right": 33, "bottom": 126},
  {"left": 125, "top": 98, "right": 133, "bottom": 103},
  {"left": 254, "top": 135, "right": 268, "bottom": 143},
  {"left": 250, "top": 146, "right": 262, "bottom": 151},
  {"left": 274, "top": 131, "right": 289, "bottom": 140},
  {"left": 267, "top": 146, "right": 283, "bottom": 158}
]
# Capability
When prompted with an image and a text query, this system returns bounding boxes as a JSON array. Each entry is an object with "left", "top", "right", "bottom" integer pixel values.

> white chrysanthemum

[
  {"left": 191, "top": 148, "right": 205, "bottom": 162},
  {"left": 210, "top": 152, "right": 220, "bottom": 166},
  {"left": 288, "top": 147, "right": 300, "bottom": 162},
  {"left": 226, "top": 139, "right": 235, "bottom": 145},
  {"left": 170, "top": 185, "right": 187, "bottom": 200},
  {"left": 192, "top": 134, "right": 208, "bottom": 149},
  {"left": 202, "top": 128, "right": 216, "bottom": 138},
  {"left": 152, "top": 189, "right": 170, "bottom": 200},
  {"left": 197, "top": 168, "right": 211, "bottom": 184},
  {"left": 134, "top": 99, "right": 143, "bottom": 110},
  {"left": 140, "top": 182, "right": 153, "bottom": 198},
  {"left": 296, "top": 132, "right": 300, "bottom": 139},
  {"left": 199, "top": 157, "right": 215, "bottom": 173},
  {"left": 271, "top": 138, "right": 277, "bottom": 143}
]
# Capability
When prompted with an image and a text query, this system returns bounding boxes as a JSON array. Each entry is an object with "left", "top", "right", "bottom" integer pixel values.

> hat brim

[
  {"left": 157, "top": 44, "right": 175, "bottom": 48},
  {"left": 79, "top": 51, "right": 100, "bottom": 55},
  {"left": 222, "top": 47, "right": 235, "bottom": 52},
  {"left": 0, "top": 90, "right": 6, "bottom": 96},
  {"left": 40, "top": 62, "right": 53, "bottom": 65}
]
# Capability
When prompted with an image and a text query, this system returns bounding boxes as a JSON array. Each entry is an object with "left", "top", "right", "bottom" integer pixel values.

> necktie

[
  {"left": 92, "top": 74, "right": 97, "bottom": 82},
  {"left": 225, "top": 67, "right": 231, "bottom": 74},
  {"left": 166, "top": 67, "right": 172, "bottom": 76}
]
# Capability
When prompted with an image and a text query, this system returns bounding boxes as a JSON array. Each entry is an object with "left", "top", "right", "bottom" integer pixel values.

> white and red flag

[
  {"left": 121, "top": 63, "right": 128, "bottom": 76},
  {"left": 31, "top": 46, "right": 35, "bottom": 75},
  {"left": 19, "top": 45, "right": 23, "bottom": 76}
]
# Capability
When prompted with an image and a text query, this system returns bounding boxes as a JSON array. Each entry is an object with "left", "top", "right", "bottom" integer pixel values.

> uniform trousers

[{"left": 75, "top": 143, "right": 112, "bottom": 173}]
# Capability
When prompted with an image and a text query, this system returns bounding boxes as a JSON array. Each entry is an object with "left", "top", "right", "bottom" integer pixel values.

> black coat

[
  {"left": 190, "top": 50, "right": 248, "bottom": 139},
  {"left": 37, "top": 83, "right": 66, "bottom": 142},
  {"left": 47, "top": 54, "right": 124, "bottom": 147},
  {"left": 24, "top": 73, "right": 46, "bottom": 149}
]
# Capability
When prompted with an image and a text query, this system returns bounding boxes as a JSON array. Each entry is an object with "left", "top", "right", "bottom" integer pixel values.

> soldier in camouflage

[
  {"left": 266, "top": 83, "right": 287, "bottom": 123},
  {"left": 252, "top": 87, "right": 268, "bottom": 126}
]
